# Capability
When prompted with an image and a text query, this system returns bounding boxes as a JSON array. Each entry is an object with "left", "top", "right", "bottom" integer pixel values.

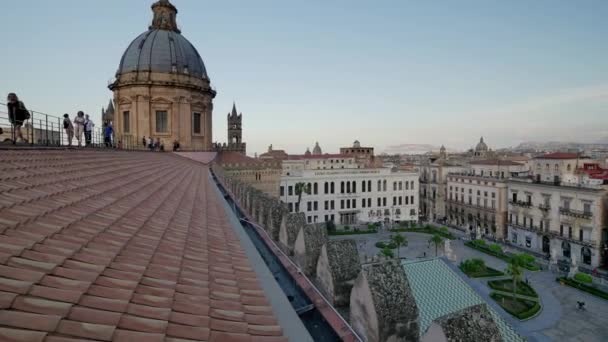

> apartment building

[
  {"left": 279, "top": 154, "right": 419, "bottom": 226},
  {"left": 446, "top": 173, "right": 508, "bottom": 239},
  {"left": 417, "top": 149, "right": 467, "bottom": 222},
  {"left": 507, "top": 153, "right": 608, "bottom": 269}
]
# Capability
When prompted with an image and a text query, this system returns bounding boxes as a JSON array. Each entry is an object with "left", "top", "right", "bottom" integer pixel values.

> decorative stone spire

[
  {"left": 231, "top": 102, "right": 238, "bottom": 117},
  {"left": 150, "top": 0, "right": 180, "bottom": 33}
]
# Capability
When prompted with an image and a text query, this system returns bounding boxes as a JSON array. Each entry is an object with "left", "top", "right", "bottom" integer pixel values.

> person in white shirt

[
  {"left": 73, "top": 111, "right": 86, "bottom": 147},
  {"left": 84, "top": 114, "right": 94, "bottom": 147}
]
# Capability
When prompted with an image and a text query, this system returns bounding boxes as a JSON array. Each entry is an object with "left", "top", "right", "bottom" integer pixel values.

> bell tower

[{"left": 227, "top": 103, "right": 246, "bottom": 154}]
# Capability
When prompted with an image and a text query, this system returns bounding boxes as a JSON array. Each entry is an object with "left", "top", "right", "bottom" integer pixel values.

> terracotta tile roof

[
  {"left": 469, "top": 159, "right": 523, "bottom": 166},
  {"left": 534, "top": 152, "right": 583, "bottom": 159},
  {"left": 287, "top": 153, "right": 351, "bottom": 160},
  {"left": 0, "top": 150, "right": 285, "bottom": 341}
]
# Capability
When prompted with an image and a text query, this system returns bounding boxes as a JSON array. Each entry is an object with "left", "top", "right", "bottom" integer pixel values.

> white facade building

[
  {"left": 507, "top": 153, "right": 608, "bottom": 270},
  {"left": 280, "top": 158, "right": 419, "bottom": 226}
]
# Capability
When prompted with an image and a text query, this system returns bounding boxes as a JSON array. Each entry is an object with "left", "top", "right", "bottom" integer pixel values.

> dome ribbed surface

[{"left": 117, "top": 29, "right": 207, "bottom": 78}]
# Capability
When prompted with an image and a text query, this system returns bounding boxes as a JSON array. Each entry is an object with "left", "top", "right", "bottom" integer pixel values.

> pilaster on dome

[{"left": 150, "top": 0, "right": 181, "bottom": 33}]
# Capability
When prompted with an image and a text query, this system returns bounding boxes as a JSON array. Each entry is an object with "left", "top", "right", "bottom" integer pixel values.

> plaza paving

[{"left": 331, "top": 229, "right": 608, "bottom": 341}]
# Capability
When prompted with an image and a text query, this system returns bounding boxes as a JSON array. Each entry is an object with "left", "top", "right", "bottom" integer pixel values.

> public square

[{"left": 331, "top": 229, "right": 608, "bottom": 342}]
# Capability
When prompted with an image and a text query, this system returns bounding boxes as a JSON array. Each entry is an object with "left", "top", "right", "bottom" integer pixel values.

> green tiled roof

[{"left": 402, "top": 258, "right": 525, "bottom": 342}]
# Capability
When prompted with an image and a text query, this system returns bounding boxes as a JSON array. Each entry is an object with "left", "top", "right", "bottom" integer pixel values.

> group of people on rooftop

[
  {"left": 6, "top": 93, "right": 182, "bottom": 152},
  {"left": 62, "top": 111, "right": 96, "bottom": 147}
]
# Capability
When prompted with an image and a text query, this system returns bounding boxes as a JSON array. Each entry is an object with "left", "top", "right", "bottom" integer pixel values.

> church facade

[{"left": 109, "top": 0, "right": 215, "bottom": 150}]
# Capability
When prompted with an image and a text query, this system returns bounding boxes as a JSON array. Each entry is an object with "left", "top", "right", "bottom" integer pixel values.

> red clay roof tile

[
  {"left": 112, "top": 329, "right": 165, "bottom": 342},
  {"left": 11, "top": 296, "right": 73, "bottom": 316},
  {"left": 56, "top": 320, "right": 116, "bottom": 341},
  {"left": 67, "top": 306, "right": 123, "bottom": 326},
  {"left": 0, "top": 327, "right": 47, "bottom": 342},
  {"left": 0, "top": 310, "right": 62, "bottom": 331},
  {"left": 29, "top": 285, "right": 82, "bottom": 303},
  {"left": 0, "top": 150, "right": 286, "bottom": 341}
]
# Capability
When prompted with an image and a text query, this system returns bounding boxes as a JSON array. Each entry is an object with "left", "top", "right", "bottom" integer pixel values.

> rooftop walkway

[{"left": 0, "top": 149, "right": 287, "bottom": 341}]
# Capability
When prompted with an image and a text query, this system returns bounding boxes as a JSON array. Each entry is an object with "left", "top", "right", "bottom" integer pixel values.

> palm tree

[
  {"left": 391, "top": 233, "right": 408, "bottom": 259},
  {"left": 428, "top": 234, "right": 443, "bottom": 257},
  {"left": 505, "top": 259, "right": 523, "bottom": 298},
  {"left": 294, "top": 182, "right": 311, "bottom": 212},
  {"left": 380, "top": 247, "right": 394, "bottom": 259}
]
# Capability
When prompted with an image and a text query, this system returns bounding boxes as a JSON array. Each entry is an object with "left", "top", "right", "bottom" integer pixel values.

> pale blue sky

[{"left": 1, "top": 0, "right": 607, "bottom": 155}]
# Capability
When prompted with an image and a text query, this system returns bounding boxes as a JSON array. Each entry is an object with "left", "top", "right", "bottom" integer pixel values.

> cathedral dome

[
  {"left": 475, "top": 137, "right": 488, "bottom": 152},
  {"left": 116, "top": 0, "right": 208, "bottom": 79},
  {"left": 313, "top": 142, "right": 322, "bottom": 155}
]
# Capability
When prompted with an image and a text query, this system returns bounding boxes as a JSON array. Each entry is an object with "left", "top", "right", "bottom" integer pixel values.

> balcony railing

[
  {"left": 446, "top": 199, "right": 496, "bottom": 212},
  {"left": 538, "top": 204, "right": 551, "bottom": 211},
  {"left": 559, "top": 207, "right": 593, "bottom": 220},
  {"left": 548, "top": 231, "right": 597, "bottom": 248},
  {"left": 509, "top": 223, "right": 541, "bottom": 233},
  {"left": 509, "top": 200, "right": 532, "bottom": 208}
]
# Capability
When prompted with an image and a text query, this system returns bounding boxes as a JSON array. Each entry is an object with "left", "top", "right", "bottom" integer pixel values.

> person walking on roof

[
  {"left": 104, "top": 122, "right": 113, "bottom": 148},
  {"left": 63, "top": 114, "right": 74, "bottom": 147},
  {"left": 6, "top": 93, "right": 29, "bottom": 144},
  {"left": 84, "top": 114, "right": 94, "bottom": 147},
  {"left": 73, "top": 111, "right": 85, "bottom": 147}
]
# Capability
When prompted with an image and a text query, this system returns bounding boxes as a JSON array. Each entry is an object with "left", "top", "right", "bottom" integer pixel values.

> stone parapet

[
  {"left": 279, "top": 212, "right": 306, "bottom": 256},
  {"left": 316, "top": 239, "right": 360, "bottom": 307},
  {"left": 294, "top": 224, "right": 328, "bottom": 276},
  {"left": 268, "top": 201, "right": 288, "bottom": 241},
  {"left": 423, "top": 304, "right": 503, "bottom": 342},
  {"left": 350, "top": 260, "right": 420, "bottom": 342}
]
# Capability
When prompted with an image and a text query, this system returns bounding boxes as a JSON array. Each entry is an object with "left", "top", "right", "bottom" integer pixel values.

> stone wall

[
  {"left": 212, "top": 165, "right": 367, "bottom": 337},
  {"left": 316, "top": 240, "right": 360, "bottom": 306},
  {"left": 350, "top": 261, "right": 420, "bottom": 342},
  {"left": 279, "top": 213, "right": 306, "bottom": 256},
  {"left": 294, "top": 224, "right": 328, "bottom": 276},
  {"left": 426, "top": 304, "right": 502, "bottom": 342}
]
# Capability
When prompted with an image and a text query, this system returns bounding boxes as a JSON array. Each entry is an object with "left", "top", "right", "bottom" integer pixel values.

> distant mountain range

[
  {"left": 381, "top": 144, "right": 458, "bottom": 155},
  {"left": 514, "top": 141, "right": 608, "bottom": 151}
]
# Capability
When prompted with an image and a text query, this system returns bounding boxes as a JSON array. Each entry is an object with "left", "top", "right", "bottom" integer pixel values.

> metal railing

[
  {"left": 0, "top": 103, "right": 211, "bottom": 152},
  {"left": 508, "top": 199, "right": 532, "bottom": 208},
  {"left": 559, "top": 207, "right": 593, "bottom": 219},
  {"left": 0, "top": 102, "right": 106, "bottom": 148}
]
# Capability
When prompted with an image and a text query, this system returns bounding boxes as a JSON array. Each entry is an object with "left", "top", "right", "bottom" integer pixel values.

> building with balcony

[
  {"left": 416, "top": 152, "right": 467, "bottom": 223},
  {"left": 506, "top": 177, "right": 608, "bottom": 269},
  {"left": 279, "top": 153, "right": 418, "bottom": 226},
  {"left": 469, "top": 159, "right": 529, "bottom": 179},
  {"left": 446, "top": 173, "right": 508, "bottom": 239}
]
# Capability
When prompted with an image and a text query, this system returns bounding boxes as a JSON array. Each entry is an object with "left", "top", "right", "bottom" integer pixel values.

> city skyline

[{"left": 1, "top": 0, "right": 607, "bottom": 155}]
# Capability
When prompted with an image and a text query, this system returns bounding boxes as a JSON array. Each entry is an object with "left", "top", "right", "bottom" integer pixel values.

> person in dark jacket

[
  {"left": 6, "top": 93, "right": 29, "bottom": 144},
  {"left": 104, "top": 123, "right": 114, "bottom": 148}
]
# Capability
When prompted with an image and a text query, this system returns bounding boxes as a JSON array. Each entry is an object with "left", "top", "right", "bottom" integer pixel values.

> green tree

[
  {"left": 428, "top": 234, "right": 443, "bottom": 257},
  {"left": 294, "top": 182, "right": 311, "bottom": 212},
  {"left": 440, "top": 227, "right": 449, "bottom": 235},
  {"left": 460, "top": 258, "right": 486, "bottom": 274},
  {"left": 325, "top": 220, "right": 336, "bottom": 233},
  {"left": 391, "top": 233, "right": 408, "bottom": 259},
  {"left": 505, "top": 259, "right": 523, "bottom": 298},
  {"left": 380, "top": 247, "right": 394, "bottom": 259}
]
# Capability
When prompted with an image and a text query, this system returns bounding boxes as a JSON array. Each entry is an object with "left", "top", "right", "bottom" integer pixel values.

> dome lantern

[{"left": 150, "top": 0, "right": 180, "bottom": 33}]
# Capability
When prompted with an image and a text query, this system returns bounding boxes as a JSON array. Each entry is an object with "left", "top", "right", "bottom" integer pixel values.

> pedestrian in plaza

[
  {"left": 173, "top": 140, "right": 180, "bottom": 152},
  {"left": 63, "top": 113, "right": 74, "bottom": 147},
  {"left": 73, "top": 111, "right": 85, "bottom": 147},
  {"left": 154, "top": 137, "right": 161, "bottom": 151},
  {"left": 6, "top": 93, "right": 29, "bottom": 144},
  {"left": 147, "top": 136, "right": 154, "bottom": 151},
  {"left": 104, "top": 122, "right": 113, "bottom": 148},
  {"left": 84, "top": 114, "right": 94, "bottom": 146},
  {"left": 142, "top": 136, "right": 146, "bottom": 148}
]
